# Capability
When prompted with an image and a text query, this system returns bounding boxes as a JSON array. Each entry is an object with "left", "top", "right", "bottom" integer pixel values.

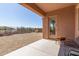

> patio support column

[{"left": 43, "top": 16, "right": 49, "bottom": 39}]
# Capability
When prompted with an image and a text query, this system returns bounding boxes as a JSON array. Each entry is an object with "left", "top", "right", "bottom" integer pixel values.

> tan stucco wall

[
  {"left": 75, "top": 4, "right": 79, "bottom": 38},
  {"left": 43, "top": 6, "right": 75, "bottom": 40},
  {"left": 43, "top": 16, "right": 49, "bottom": 39}
]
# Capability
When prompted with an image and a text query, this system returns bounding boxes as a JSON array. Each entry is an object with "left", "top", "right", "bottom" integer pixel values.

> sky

[{"left": 0, "top": 3, "right": 42, "bottom": 28}]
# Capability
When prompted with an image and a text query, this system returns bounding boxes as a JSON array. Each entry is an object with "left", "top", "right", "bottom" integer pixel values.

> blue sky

[{"left": 0, "top": 3, "right": 42, "bottom": 28}]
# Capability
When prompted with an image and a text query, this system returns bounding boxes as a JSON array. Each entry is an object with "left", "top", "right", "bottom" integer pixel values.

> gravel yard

[{"left": 0, "top": 33, "right": 42, "bottom": 55}]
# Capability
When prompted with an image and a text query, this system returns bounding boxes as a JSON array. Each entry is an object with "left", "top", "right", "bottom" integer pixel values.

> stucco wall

[
  {"left": 46, "top": 6, "right": 75, "bottom": 40},
  {"left": 75, "top": 4, "right": 79, "bottom": 38},
  {"left": 43, "top": 16, "right": 49, "bottom": 39}
]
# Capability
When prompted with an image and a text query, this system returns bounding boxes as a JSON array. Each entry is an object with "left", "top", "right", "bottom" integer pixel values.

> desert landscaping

[{"left": 0, "top": 33, "right": 42, "bottom": 55}]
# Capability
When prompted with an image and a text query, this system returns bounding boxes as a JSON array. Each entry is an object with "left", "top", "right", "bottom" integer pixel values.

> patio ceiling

[{"left": 20, "top": 3, "right": 76, "bottom": 17}]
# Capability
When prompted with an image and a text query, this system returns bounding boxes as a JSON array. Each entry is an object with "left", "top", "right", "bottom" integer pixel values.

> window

[{"left": 49, "top": 16, "right": 55, "bottom": 35}]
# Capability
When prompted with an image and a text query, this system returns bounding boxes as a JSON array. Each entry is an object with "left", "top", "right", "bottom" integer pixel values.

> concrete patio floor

[{"left": 5, "top": 39, "right": 60, "bottom": 56}]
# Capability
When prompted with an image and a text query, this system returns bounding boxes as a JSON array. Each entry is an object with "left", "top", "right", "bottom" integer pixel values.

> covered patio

[
  {"left": 21, "top": 3, "right": 76, "bottom": 40},
  {"left": 5, "top": 3, "right": 79, "bottom": 56}
]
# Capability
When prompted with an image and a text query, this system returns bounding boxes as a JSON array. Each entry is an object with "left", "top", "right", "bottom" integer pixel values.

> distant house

[
  {"left": 35, "top": 28, "right": 42, "bottom": 32},
  {"left": 0, "top": 26, "right": 16, "bottom": 35}
]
